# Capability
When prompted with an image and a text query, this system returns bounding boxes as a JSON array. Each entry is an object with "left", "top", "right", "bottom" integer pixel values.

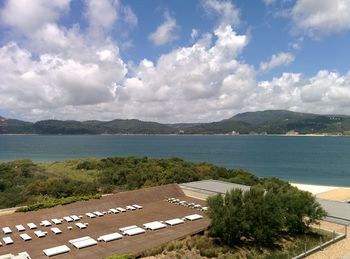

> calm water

[{"left": 1, "top": 135, "right": 350, "bottom": 186}]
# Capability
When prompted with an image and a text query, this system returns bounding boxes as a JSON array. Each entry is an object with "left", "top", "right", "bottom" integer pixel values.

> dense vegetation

[
  {"left": 0, "top": 160, "right": 99, "bottom": 209},
  {"left": 207, "top": 178, "right": 326, "bottom": 246},
  {"left": 1, "top": 110, "right": 350, "bottom": 134},
  {"left": 94, "top": 157, "right": 259, "bottom": 191},
  {"left": 0, "top": 157, "right": 258, "bottom": 209},
  {"left": 0, "top": 157, "right": 329, "bottom": 258},
  {"left": 140, "top": 229, "right": 333, "bottom": 258}
]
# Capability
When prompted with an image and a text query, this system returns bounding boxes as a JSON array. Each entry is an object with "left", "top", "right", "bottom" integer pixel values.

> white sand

[{"left": 290, "top": 183, "right": 349, "bottom": 195}]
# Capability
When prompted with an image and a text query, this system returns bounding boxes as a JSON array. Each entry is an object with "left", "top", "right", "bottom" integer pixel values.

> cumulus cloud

[
  {"left": 259, "top": 52, "right": 295, "bottom": 73},
  {"left": 84, "top": 0, "right": 137, "bottom": 31},
  {"left": 148, "top": 12, "right": 178, "bottom": 46},
  {"left": 85, "top": 0, "right": 119, "bottom": 32},
  {"left": 119, "top": 25, "right": 253, "bottom": 122},
  {"left": 1, "top": 0, "right": 350, "bottom": 123},
  {"left": 0, "top": 42, "right": 126, "bottom": 108},
  {"left": 202, "top": 0, "right": 240, "bottom": 27},
  {"left": 291, "top": 0, "right": 350, "bottom": 37},
  {"left": 0, "top": 0, "right": 70, "bottom": 34},
  {"left": 255, "top": 71, "right": 350, "bottom": 115},
  {"left": 0, "top": 0, "right": 128, "bottom": 121}
]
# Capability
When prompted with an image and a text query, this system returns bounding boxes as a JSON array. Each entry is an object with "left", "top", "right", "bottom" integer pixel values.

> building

[{"left": 180, "top": 179, "right": 250, "bottom": 200}]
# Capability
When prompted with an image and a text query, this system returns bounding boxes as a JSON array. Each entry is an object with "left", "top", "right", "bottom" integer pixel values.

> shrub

[{"left": 16, "top": 194, "right": 101, "bottom": 212}]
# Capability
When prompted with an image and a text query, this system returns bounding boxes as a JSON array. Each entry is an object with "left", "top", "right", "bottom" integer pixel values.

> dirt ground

[
  {"left": 308, "top": 221, "right": 349, "bottom": 259},
  {"left": 316, "top": 188, "right": 350, "bottom": 202}
]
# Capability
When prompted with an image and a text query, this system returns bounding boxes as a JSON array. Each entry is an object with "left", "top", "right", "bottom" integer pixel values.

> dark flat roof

[
  {"left": 317, "top": 198, "right": 350, "bottom": 225},
  {"left": 0, "top": 184, "right": 209, "bottom": 259}
]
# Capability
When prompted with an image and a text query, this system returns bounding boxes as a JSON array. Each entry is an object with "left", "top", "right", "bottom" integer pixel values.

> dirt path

[{"left": 0, "top": 207, "right": 18, "bottom": 216}]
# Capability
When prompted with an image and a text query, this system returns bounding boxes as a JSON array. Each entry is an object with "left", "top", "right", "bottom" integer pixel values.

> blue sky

[{"left": 0, "top": 0, "right": 350, "bottom": 122}]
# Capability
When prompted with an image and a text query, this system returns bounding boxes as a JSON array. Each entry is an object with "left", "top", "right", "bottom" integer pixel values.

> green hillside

[
  {"left": 1, "top": 110, "right": 350, "bottom": 135},
  {"left": 230, "top": 110, "right": 316, "bottom": 125},
  {"left": 187, "top": 110, "right": 350, "bottom": 135},
  {"left": 0, "top": 119, "right": 35, "bottom": 134}
]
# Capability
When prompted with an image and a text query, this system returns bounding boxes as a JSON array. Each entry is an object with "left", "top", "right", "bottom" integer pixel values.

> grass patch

[
  {"left": 15, "top": 194, "right": 102, "bottom": 212},
  {"left": 38, "top": 158, "right": 101, "bottom": 182},
  {"left": 140, "top": 229, "right": 335, "bottom": 259}
]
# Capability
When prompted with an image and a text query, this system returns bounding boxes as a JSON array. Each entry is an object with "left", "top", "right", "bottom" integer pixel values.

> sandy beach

[{"left": 291, "top": 182, "right": 350, "bottom": 201}]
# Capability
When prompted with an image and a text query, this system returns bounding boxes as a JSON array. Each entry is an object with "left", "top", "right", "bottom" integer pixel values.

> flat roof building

[{"left": 179, "top": 179, "right": 250, "bottom": 200}]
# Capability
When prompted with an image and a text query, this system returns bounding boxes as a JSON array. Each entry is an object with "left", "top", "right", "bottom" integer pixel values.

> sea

[{"left": 1, "top": 135, "right": 350, "bottom": 186}]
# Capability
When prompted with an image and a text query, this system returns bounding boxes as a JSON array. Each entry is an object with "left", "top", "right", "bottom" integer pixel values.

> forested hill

[{"left": 1, "top": 110, "right": 350, "bottom": 135}]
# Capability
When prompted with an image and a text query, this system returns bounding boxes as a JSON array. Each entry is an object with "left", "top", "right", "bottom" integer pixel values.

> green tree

[{"left": 207, "top": 180, "right": 326, "bottom": 247}]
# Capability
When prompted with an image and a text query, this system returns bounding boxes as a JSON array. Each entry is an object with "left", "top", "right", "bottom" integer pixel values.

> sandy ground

[
  {"left": 291, "top": 183, "right": 340, "bottom": 194},
  {"left": 291, "top": 183, "right": 350, "bottom": 202},
  {"left": 317, "top": 189, "right": 350, "bottom": 202},
  {"left": 308, "top": 221, "right": 350, "bottom": 259}
]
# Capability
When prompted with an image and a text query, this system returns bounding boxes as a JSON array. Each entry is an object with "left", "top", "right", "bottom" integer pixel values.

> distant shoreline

[{"left": 0, "top": 133, "right": 348, "bottom": 137}]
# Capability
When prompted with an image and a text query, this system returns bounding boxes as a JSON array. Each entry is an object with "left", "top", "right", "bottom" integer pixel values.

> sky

[{"left": 0, "top": 0, "right": 350, "bottom": 123}]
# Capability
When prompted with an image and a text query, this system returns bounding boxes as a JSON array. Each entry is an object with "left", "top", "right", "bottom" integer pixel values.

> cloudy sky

[{"left": 0, "top": 0, "right": 350, "bottom": 123}]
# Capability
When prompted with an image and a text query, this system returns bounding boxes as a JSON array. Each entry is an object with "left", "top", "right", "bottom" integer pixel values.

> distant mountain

[
  {"left": 32, "top": 119, "right": 176, "bottom": 134},
  {"left": 211, "top": 110, "right": 349, "bottom": 135},
  {"left": 1, "top": 110, "right": 350, "bottom": 135},
  {"left": 0, "top": 118, "right": 35, "bottom": 134},
  {"left": 229, "top": 110, "right": 316, "bottom": 125}
]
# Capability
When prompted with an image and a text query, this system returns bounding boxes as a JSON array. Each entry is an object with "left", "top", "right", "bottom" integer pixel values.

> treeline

[
  {"left": 0, "top": 160, "right": 98, "bottom": 209},
  {"left": 207, "top": 178, "right": 326, "bottom": 246},
  {"left": 1, "top": 110, "right": 349, "bottom": 135},
  {"left": 77, "top": 157, "right": 260, "bottom": 192}
]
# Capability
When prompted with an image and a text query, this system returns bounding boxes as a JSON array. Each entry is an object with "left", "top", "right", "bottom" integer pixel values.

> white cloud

[
  {"left": 0, "top": 0, "right": 128, "bottom": 121},
  {"left": 262, "top": 0, "right": 276, "bottom": 5},
  {"left": 0, "top": 42, "right": 126, "bottom": 109},
  {"left": 191, "top": 29, "right": 199, "bottom": 40},
  {"left": 0, "top": 0, "right": 71, "bottom": 34},
  {"left": 84, "top": 0, "right": 137, "bottom": 36},
  {"left": 122, "top": 5, "right": 138, "bottom": 28},
  {"left": 148, "top": 12, "right": 178, "bottom": 46},
  {"left": 259, "top": 52, "right": 295, "bottom": 73},
  {"left": 1, "top": 0, "right": 350, "bottom": 123},
  {"left": 292, "top": 0, "right": 350, "bottom": 37},
  {"left": 85, "top": 0, "right": 118, "bottom": 32},
  {"left": 119, "top": 25, "right": 252, "bottom": 122},
  {"left": 202, "top": 0, "right": 240, "bottom": 27},
  {"left": 258, "top": 71, "right": 350, "bottom": 114}
]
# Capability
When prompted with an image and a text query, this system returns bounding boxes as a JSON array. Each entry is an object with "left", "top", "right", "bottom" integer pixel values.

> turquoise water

[{"left": 1, "top": 135, "right": 350, "bottom": 186}]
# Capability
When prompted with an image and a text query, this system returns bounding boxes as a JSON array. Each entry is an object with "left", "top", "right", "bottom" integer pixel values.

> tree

[{"left": 207, "top": 180, "right": 327, "bottom": 247}]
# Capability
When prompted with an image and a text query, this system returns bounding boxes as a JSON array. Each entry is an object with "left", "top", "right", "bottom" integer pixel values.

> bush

[
  {"left": 207, "top": 181, "right": 326, "bottom": 246},
  {"left": 16, "top": 194, "right": 102, "bottom": 212}
]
